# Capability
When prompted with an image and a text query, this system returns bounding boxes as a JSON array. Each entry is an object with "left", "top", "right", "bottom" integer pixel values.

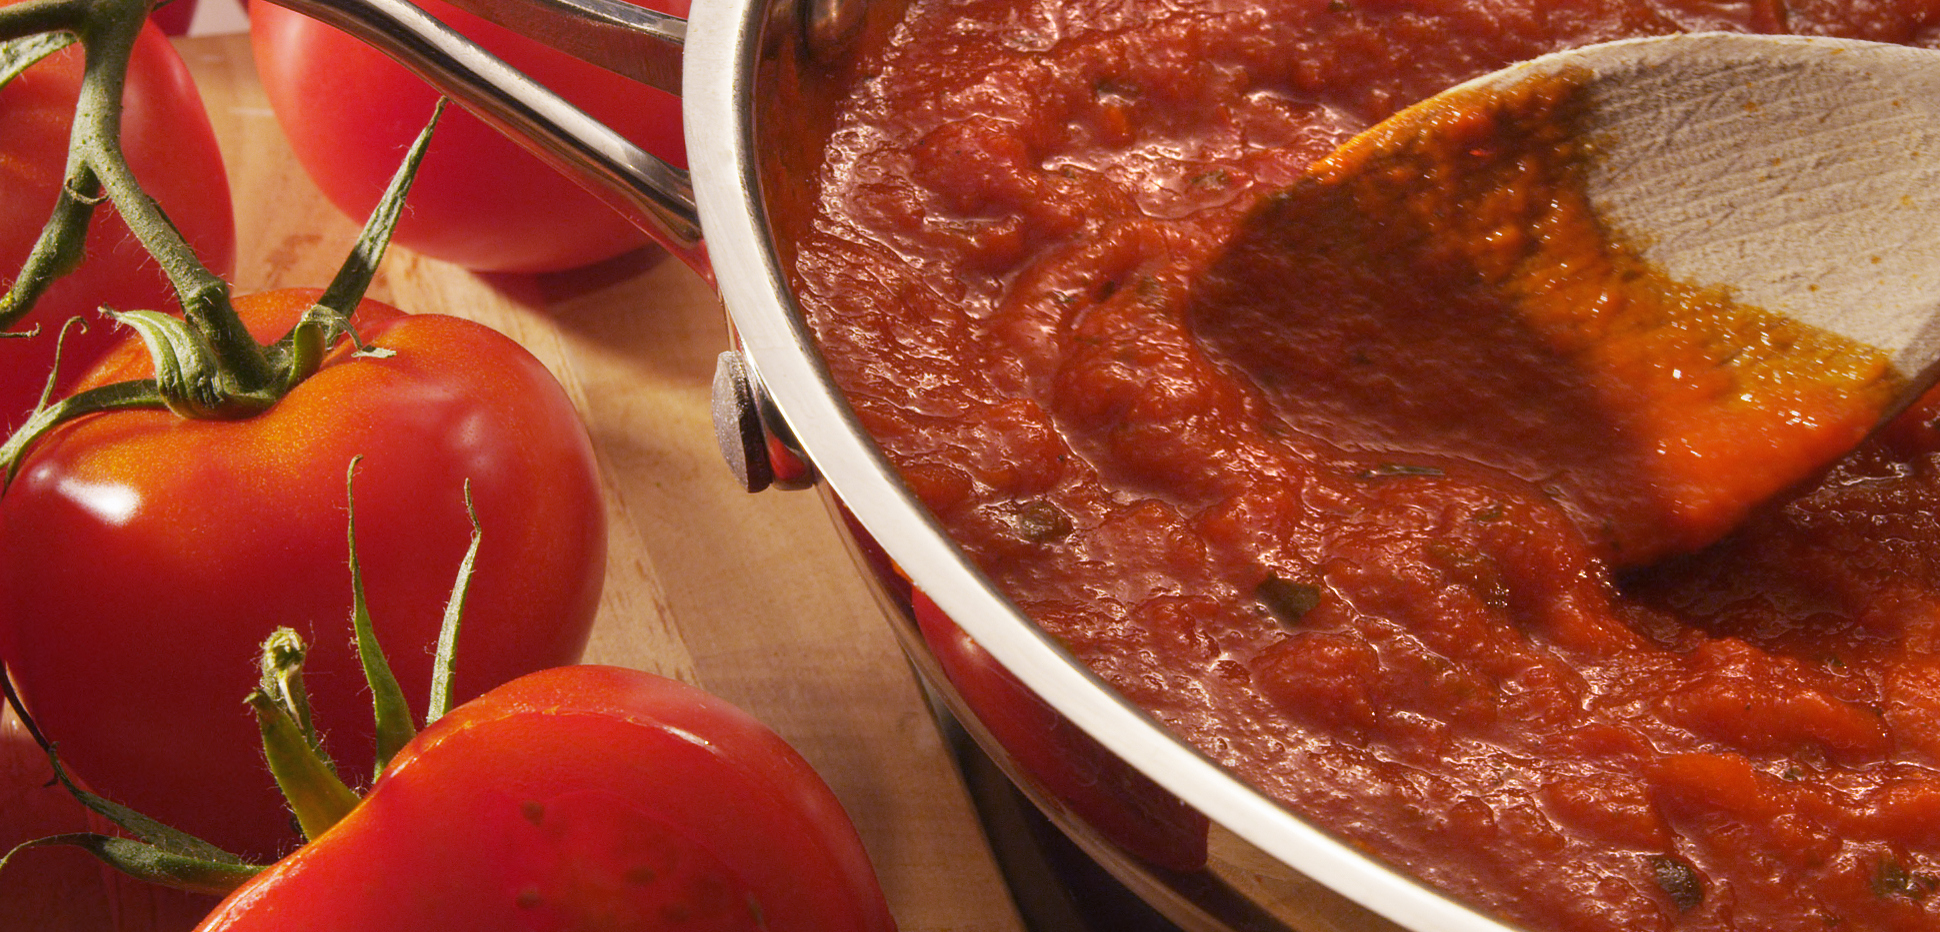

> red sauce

[{"left": 789, "top": 3, "right": 1940, "bottom": 930}]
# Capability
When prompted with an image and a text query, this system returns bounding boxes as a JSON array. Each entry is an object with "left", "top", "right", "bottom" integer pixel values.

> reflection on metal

[
  {"left": 440, "top": 0, "right": 685, "bottom": 92},
  {"left": 256, "top": 0, "right": 702, "bottom": 262},
  {"left": 803, "top": 0, "right": 863, "bottom": 61}
]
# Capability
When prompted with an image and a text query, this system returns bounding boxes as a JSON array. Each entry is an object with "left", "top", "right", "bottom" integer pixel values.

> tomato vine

[
  {"left": 0, "top": 459, "right": 483, "bottom": 894},
  {"left": 0, "top": 0, "right": 438, "bottom": 471}
]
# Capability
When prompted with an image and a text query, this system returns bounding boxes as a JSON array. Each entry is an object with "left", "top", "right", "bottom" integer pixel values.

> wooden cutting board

[{"left": 175, "top": 31, "right": 1026, "bottom": 932}]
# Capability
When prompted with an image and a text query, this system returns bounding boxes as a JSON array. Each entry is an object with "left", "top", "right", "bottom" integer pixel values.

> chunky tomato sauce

[{"left": 788, "top": 3, "right": 1940, "bottom": 930}]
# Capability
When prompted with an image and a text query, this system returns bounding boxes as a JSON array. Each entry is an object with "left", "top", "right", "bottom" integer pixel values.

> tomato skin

[
  {"left": 0, "top": 16, "right": 237, "bottom": 432},
  {"left": 0, "top": 289, "right": 607, "bottom": 862},
  {"left": 248, "top": 0, "right": 687, "bottom": 274},
  {"left": 193, "top": 665, "right": 898, "bottom": 932},
  {"left": 149, "top": 0, "right": 198, "bottom": 34}
]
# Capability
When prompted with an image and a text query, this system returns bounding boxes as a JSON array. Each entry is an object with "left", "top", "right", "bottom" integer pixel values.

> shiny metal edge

[{"left": 257, "top": 0, "right": 702, "bottom": 259}]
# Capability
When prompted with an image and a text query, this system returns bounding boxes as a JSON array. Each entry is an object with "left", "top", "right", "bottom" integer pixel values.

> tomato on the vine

[
  {"left": 0, "top": 289, "right": 607, "bottom": 863},
  {"left": 248, "top": 0, "right": 687, "bottom": 274},
  {"left": 0, "top": 15, "right": 236, "bottom": 432},
  {"left": 193, "top": 665, "right": 898, "bottom": 932}
]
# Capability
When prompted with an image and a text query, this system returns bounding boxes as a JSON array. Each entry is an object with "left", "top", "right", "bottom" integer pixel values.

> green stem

[
  {"left": 0, "top": 0, "right": 86, "bottom": 42},
  {"left": 0, "top": 0, "right": 442, "bottom": 481},
  {"left": 0, "top": 379, "right": 166, "bottom": 485},
  {"left": 68, "top": 0, "right": 274, "bottom": 391},
  {"left": 0, "top": 34, "right": 86, "bottom": 328}
]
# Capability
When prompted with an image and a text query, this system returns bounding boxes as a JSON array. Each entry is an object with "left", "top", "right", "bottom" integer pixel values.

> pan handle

[{"left": 257, "top": 0, "right": 706, "bottom": 272}]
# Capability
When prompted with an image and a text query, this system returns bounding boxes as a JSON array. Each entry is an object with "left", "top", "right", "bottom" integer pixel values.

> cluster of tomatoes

[{"left": 0, "top": 2, "right": 894, "bottom": 930}]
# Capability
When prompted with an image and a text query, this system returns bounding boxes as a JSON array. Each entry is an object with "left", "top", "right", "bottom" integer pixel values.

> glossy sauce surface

[{"left": 791, "top": 4, "right": 1940, "bottom": 930}]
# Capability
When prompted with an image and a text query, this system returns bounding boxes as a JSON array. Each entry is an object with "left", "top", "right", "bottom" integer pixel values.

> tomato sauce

[{"left": 788, "top": 2, "right": 1940, "bottom": 930}]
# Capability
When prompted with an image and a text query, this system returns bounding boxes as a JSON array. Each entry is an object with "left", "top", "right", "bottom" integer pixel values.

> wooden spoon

[{"left": 1189, "top": 32, "right": 1940, "bottom": 565}]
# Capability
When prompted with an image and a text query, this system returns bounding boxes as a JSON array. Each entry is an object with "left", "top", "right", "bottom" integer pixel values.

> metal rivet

[{"left": 712, "top": 351, "right": 775, "bottom": 493}]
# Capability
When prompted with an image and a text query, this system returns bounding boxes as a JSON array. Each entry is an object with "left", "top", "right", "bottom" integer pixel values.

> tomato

[
  {"left": 0, "top": 15, "right": 237, "bottom": 433},
  {"left": 192, "top": 665, "right": 897, "bottom": 932},
  {"left": 0, "top": 705, "right": 218, "bottom": 932},
  {"left": 248, "top": 0, "right": 687, "bottom": 274},
  {"left": 149, "top": 0, "right": 198, "bottom": 34},
  {"left": 0, "top": 289, "right": 607, "bottom": 863}
]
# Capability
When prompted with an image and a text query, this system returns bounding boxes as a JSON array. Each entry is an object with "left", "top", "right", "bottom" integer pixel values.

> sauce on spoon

[{"left": 1191, "top": 44, "right": 1919, "bottom": 563}]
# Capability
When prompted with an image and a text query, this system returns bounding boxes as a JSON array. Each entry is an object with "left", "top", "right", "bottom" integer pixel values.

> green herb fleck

[
  {"left": 1356, "top": 463, "right": 1444, "bottom": 480},
  {"left": 1257, "top": 575, "right": 1321, "bottom": 625},
  {"left": 1873, "top": 856, "right": 1938, "bottom": 900},
  {"left": 1647, "top": 855, "right": 1704, "bottom": 912}
]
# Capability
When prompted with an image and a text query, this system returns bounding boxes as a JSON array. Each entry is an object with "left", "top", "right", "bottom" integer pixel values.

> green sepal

[
  {"left": 320, "top": 99, "right": 445, "bottom": 318},
  {"left": 264, "top": 98, "right": 444, "bottom": 373},
  {"left": 0, "top": 10, "right": 447, "bottom": 492},
  {"left": 256, "top": 627, "right": 329, "bottom": 769},
  {"left": 109, "top": 309, "right": 277, "bottom": 419},
  {"left": 251, "top": 626, "right": 359, "bottom": 841},
  {"left": 247, "top": 683, "right": 359, "bottom": 843},
  {"left": 345, "top": 458, "right": 417, "bottom": 777},
  {"left": 426, "top": 481, "right": 480, "bottom": 725},
  {"left": 0, "top": 832, "right": 262, "bottom": 897}
]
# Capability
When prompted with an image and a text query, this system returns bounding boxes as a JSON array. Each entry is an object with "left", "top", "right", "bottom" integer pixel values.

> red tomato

[
  {"left": 0, "top": 16, "right": 237, "bottom": 432},
  {"left": 0, "top": 705, "right": 218, "bottom": 932},
  {"left": 0, "top": 289, "right": 607, "bottom": 863},
  {"left": 248, "top": 0, "right": 687, "bottom": 274},
  {"left": 193, "top": 665, "right": 897, "bottom": 932},
  {"left": 149, "top": 0, "right": 198, "bottom": 34}
]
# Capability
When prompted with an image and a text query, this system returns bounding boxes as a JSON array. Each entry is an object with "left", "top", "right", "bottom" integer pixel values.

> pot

[{"left": 253, "top": 0, "right": 1523, "bottom": 929}]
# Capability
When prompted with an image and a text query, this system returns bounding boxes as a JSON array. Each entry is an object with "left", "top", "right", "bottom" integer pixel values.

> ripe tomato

[
  {"left": 193, "top": 665, "right": 898, "bottom": 932},
  {"left": 149, "top": 0, "right": 198, "bottom": 34},
  {"left": 0, "top": 289, "right": 607, "bottom": 863},
  {"left": 0, "top": 16, "right": 237, "bottom": 432},
  {"left": 248, "top": 0, "right": 687, "bottom": 274}
]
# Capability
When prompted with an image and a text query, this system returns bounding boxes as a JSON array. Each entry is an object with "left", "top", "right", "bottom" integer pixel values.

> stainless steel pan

[{"left": 251, "top": 0, "right": 1525, "bottom": 928}]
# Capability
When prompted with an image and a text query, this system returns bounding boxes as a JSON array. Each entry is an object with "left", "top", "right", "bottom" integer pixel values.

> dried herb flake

[
  {"left": 1003, "top": 500, "right": 1073, "bottom": 543},
  {"left": 1257, "top": 575, "right": 1321, "bottom": 625},
  {"left": 1647, "top": 855, "right": 1704, "bottom": 912}
]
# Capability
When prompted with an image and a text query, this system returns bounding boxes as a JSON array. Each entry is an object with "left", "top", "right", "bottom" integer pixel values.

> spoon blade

[
  {"left": 1506, "top": 33, "right": 1940, "bottom": 377},
  {"left": 1189, "top": 33, "right": 1936, "bottom": 563}
]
